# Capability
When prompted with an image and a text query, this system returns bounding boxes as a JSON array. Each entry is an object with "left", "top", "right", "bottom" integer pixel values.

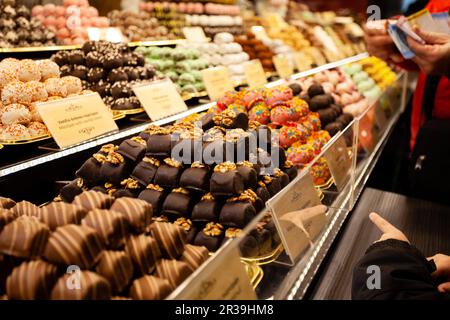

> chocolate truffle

[
  {"left": 138, "top": 184, "right": 166, "bottom": 213},
  {"left": 325, "top": 122, "right": 344, "bottom": 137},
  {"left": 125, "top": 235, "right": 161, "bottom": 275},
  {"left": 95, "top": 251, "right": 133, "bottom": 294},
  {"left": 307, "top": 84, "right": 325, "bottom": 98},
  {"left": 193, "top": 222, "right": 224, "bottom": 252},
  {"left": 261, "top": 175, "right": 282, "bottom": 197},
  {"left": 317, "top": 108, "right": 337, "bottom": 127},
  {"left": 110, "top": 197, "right": 153, "bottom": 233},
  {"left": 131, "top": 157, "right": 160, "bottom": 187},
  {"left": 86, "top": 51, "right": 103, "bottom": 68},
  {"left": 50, "top": 271, "right": 111, "bottom": 300},
  {"left": 87, "top": 67, "right": 105, "bottom": 82},
  {"left": 150, "top": 222, "right": 186, "bottom": 259},
  {"left": 0, "top": 216, "right": 49, "bottom": 259},
  {"left": 310, "top": 95, "right": 331, "bottom": 112},
  {"left": 71, "top": 65, "right": 88, "bottom": 80},
  {"left": 153, "top": 158, "right": 183, "bottom": 189},
  {"left": 161, "top": 188, "right": 192, "bottom": 219},
  {"left": 180, "top": 244, "right": 209, "bottom": 272},
  {"left": 145, "top": 126, "right": 173, "bottom": 157},
  {"left": 6, "top": 260, "right": 59, "bottom": 300},
  {"left": 288, "top": 83, "right": 302, "bottom": 96},
  {"left": 256, "top": 182, "right": 271, "bottom": 202},
  {"left": 336, "top": 113, "right": 354, "bottom": 127},
  {"left": 236, "top": 161, "right": 258, "bottom": 189},
  {"left": 40, "top": 202, "right": 87, "bottom": 231},
  {"left": 103, "top": 52, "right": 123, "bottom": 69},
  {"left": 76, "top": 154, "right": 105, "bottom": 186},
  {"left": 179, "top": 162, "right": 210, "bottom": 192},
  {"left": 191, "top": 193, "right": 221, "bottom": 223},
  {"left": 282, "top": 160, "right": 298, "bottom": 182},
  {"left": 111, "top": 81, "right": 133, "bottom": 99},
  {"left": 43, "top": 224, "right": 104, "bottom": 269},
  {"left": 67, "top": 50, "right": 85, "bottom": 65},
  {"left": 129, "top": 275, "right": 172, "bottom": 300},
  {"left": 210, "top": 162, "right": 244, "bottom": 197},
  {"left": 219, "top": 198, "right": 257, "bottom": 228},
  {"left": 60, "top": 179, "right": 88, "bottom": 203},
  {"left": 107, "top": 68, "right": 128, "bottom": 82},
  {"left": 274, "top": 168, "right": 290, "bottom": 188},
  {"left": 118, "top": 137, "right": 147, "bottom": 164},
  {"left": 155, "top": 259, "right": 192, "bottom": 290},
  {"left": 72, "top": 190, "right": 114, "bottom": 211}
]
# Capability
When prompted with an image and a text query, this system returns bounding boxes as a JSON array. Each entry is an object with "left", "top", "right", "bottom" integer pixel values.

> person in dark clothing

[{"left": 352, "top": 212, "right": 450, "bottom": 299}]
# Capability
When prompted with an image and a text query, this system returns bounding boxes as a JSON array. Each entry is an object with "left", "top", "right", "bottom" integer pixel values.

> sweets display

[
  {"left": 136, "top": 45, "right": 209, "bottom": 96},
  {"left": 235, "top": 33, "right": 275, "bottom": 72},
  {"left": 0, "top": 0, "right": 58, "bottom": 48},
  {"left": 51, "top": 41, "right": 158, "bottom": 111},
  {"left": 357, "top": 57, "right": 398, "bottom": 90},
  {"left": 0, "top": 192, "right": 209, "bottom": 300},
  {"left": 139, "top": 1, "right": 186, "bottom": 39}
]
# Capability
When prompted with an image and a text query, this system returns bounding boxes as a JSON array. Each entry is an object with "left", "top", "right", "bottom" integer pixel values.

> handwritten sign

[
  {"left": 243, "top": 60, "right": 267, "bottom": 89},
  {"left": 87, "top": 27, "right": 127, "bottom": 43},
  {"left": 273, "top": 55, "right": 294, "bottom": 79},
  {"left": 133, "top": 79, "right": 188, "bottom": 121},
  {"left": 170, "top": 245, "right": 256, "bottom": 300},
  {"left": 293, "top": 52, "right": 313, "bottom": 72},
  {"left": 37, "top": 93, "right": 118, "bottom": 149},
  {"left": 201, "top": 66, "right": 234, "bottom": 101},
  {"left": 267, "top": 173, "right": 322, "bottom": 262},
  {"left": 323, "top": 135, "right": 352, "bottom": 191},
  {"left": 182, "top": 27, "right": 208, "bottom": 42}
]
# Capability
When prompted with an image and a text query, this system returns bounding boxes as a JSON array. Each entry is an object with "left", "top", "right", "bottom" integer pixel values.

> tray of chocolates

[{"left": 241, "top": 243, "right": 284, "bottom": 266}]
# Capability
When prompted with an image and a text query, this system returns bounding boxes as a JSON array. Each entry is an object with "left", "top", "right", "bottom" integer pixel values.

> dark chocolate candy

[
  {"left": 111, "top": 81, "right": 133, "bottom": 99},
  {"left": 219, "top": 202, "right": 256, "bottom": 228},
  {"left": 71, "top": 65, "right": 88, "bottom": 80},
  {"left": 274, "top": 168, "right": 290, "bottom": 188},
  {"left": 87, "top": 67, "right": 105, "bottom": 82},
  {"left": 180, "top": 244, "right": 209, "bottom": 272},
  {"left": 202, "top": 139, "right": 226, "bottom": 165},
  {"left": 118, "top": 137, "right": 147, "bottom": 163},
  {"left": 224, "top": 129, "right": 252, "bottom": 162},
  {"left": 76, "top": 155, "right": 105, "bottom": 186},
  {"left": 138, "top": 184, "right": 166, "bottom": 213},
  {"left": 155, "top": 259, "right": 192, "bottom": 290},
  {"left": 153, "top": 159, "right": 183, "bottom": 189},
  {"left": 251, "top": 224, "right": 272, "bottom": 255},
  {"left": 336, "top": 113, "right": 354, "bottom": 127},
  {"left": 236, "top": 162, "right": 258, "bottom": 189},
  {"left": 60, "top": 179, "right": 88, "bottom": 203},
  {"left": 129, "top": 275, "right": 171, "bottom": 300},
  {"left": 91, "top": 80, "right": 110, "bottom": 97},
  {"left": 200, "top": 112, "right": 215, "bottom": 130},
  {"left": 161, "top": 188, "right": 193, "bottom": 219},
  {"left": 95, "top": 251, "right": 133, "bottom": 294},
  {"left": 282, "top": 161, "right": 298, "bottom": 181},
  {"left": 325, "top": 121, "right": 344, "bottom": 137},
  {"left": 261, "top": 176, "right": 282, "bottom": 197},
  {"left": 125, "top": 234, "right": 161, "bottom": 275},
  {"left": 40, "top": 202, "right": 87, "bottom": 231},
  {"left": 179, "top": 163, "right": 210, "bottom": 192},
  {"left": 146, "top": 127, "right": 173, "bottom": 157},
  {"left": 317, "top": 108, "right": 337, "bottom": 127},
  {"left": 171, "top": 137, "right": 203, "bottom": 165},
  {"left": 173, "top": 218, "right": 197, "bottom": 244},
  {"left": 103, "top": 52, "right": 123, "bottom": 69},
  {"left": 6, "top": 260, "right": 59, "bottom": 300},
  {"left": 307, "top": 84, "right": 325, "bottom": 98},
  {"left": 67, "top": 50, "right": 85, "bottom": 65},
  {"left": 330, "top": 103, "right": 342, "bottom": 116},
  {"left": 43, "top": 224, "right": 104, "bottom": 269},
  {"left": 213, "top": 109, "right": 249, "bottom": 130},
  {"left": 249, "top": 123, "right": 271, "bottom": 152},
  {"left": 112, "top": 189, "right": 136, "bottom": 198},
  {"left": 150, "top": 222, "right": 186, "bottom": 259},
  {"left": 288, "top": 83, "right": 302, "bottom": 96},
  {"left": 50, "top": 271, "right": 111, "bottom": 300},
  {"left": 210, "top": 162, "right": 244, "bottom": 197},
  {"left": 110, "top": 197, "right": 153, "bottom": 233},
  {"left": 85, "top": 51, "right": 103, "bottom": 68},
  {"left": 309, "top": 94, "right": 331, "bottom": 112},
  {"left": 193, "top": 222, "right": 224, "bottom": 252},
  {"left": 107, "top": 68, "right": 128, "bottom": 82},
  {"left": 99, "top": 152, "right": 131, "bottom": 185},
  {"left": 191, "top": 193, "right": 221, "bottom": 223},
  {"left": 72, "top": 190, "right": 114, "bottom": 211}
]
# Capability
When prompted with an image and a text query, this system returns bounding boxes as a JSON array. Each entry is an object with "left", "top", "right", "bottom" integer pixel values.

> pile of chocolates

[
  {"left": 51, "top": 41, "right": 158, "bottom": 111},
  {"left": 0, "top": 192, "right": 210, "bottom": 300},
  {"left": 0, "top": 0, "right": 58, "bottom": 48},
  {"left": 140, "top": 2, "right": 186, "bottom": 38},
  {"left": 235, "top": 33, "right": 275, "bottom": 72}
]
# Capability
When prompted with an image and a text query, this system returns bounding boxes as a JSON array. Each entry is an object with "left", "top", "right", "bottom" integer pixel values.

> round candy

[
  {"left": 27, "top": 103, "right": 43, "bottom": 122},
  {"left": 0, "top": 103, "right": 32, "bottom": 125},
  {"left": 306, "top": 130, "right": 331, "bottom": 154},
  {"left": 286, "top": 144, "right": 316, "bottom": 167},
  {"left": 270, "top": 106, "right": 291, "bottom": 126},
  {"left": 0, "top": 68, "right": 18, "bottom": 90},
  {"left": 310, "top": 157, "right": 331, "bottom": 186},
  {"left": 18, "top": 59, "right": 41, "bottom": 82},
  {"left": 1, "top": 123, "right": 31, "bottom": 140},
  {"left": 265, "top": 89, "right": 290, "bottom": 108},
  {"left": 61, "top": 76, "right": 82, "bottom": 95},
  {"left": 25, "top": 81, "right": 48, "bottom": 102},
  {"left": 2, "top": 81, "right": 33, "bottom": 106},
  {"left": 242, "top": 89, "right": 264, "bottom": 109},
  {"left": 248, "top": 103, "right": 270, "bottom": 125},
  {"left": 279, "top": 125, "right": 303, "bottom": 149},
  {"left": 289, "top": 97, "right": 309, "bottom": 121},
  {"left": 36, "top": 59, "right": 60, "bottom": 81},
  {"left": 307, "top": 112, "right": 321, "bottom": 131},
  {"left": 45, "top": 78, "right": 68, "bottom": 97},
  {"left": 28, "top": 121, "right": 49, "bottom": 137}
]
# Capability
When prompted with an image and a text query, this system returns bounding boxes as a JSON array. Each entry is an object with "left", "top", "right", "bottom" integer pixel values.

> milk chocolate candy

[
  {"left": 76, "top": 155, "right": 105, "bottom": 186},
  {"left": 82, "top": 209, "right": 129, "bottom": 249},
  {"left": 95, "top": 251, "right": 133, "bottom": 294},
  {"left": 179, "top": 162, "right": 210, "bottom": 192},
  {"left": 72, "top": 190, "right": 114, "bottom": 211},
  {"left": 191, "top": 193, "right": 221, "bottom": 223},
  {"left": 180, "top": 244, "right": 209, "bottom": 272},
  {"left": 325, "top": 122, "right": 344, "bottom": 137},
  {"left": 40, "top": 202, "right": 87, "bottom": 231},
  {"left": 145, "top": 126, "right": 173, "bottom": 157},
  {"left": 131, "top": 157, "right": 160, "bottom": 187},
  {"left": 236, "top": 162, "right": 258, "bottom": 189},
  {"left": 0, "top": 255, "right": 21, "bottom": 295},
  {"left": 274, "top": 168, "right": 290, "bottom": 188},
  {"left": 193, "top": 222, "right": 224, "bottom": 252},
  {"left": 138, "top": 184, "right": 166, "bottom": 213},
  {"left": 261, "top": 176, "right": 282, "bottom": 197},
  {"left": 50, "top": 271, "right": 111, "bottom": 300},
  {"left": 100, "top": 152, "right": 131, "bottom": 185},
  {"left": 6, "top": 260, "right": 59, "bottom": 300},
  {"left": 0, "top": 210, "right": 15, "bottom": 232},
  {"left": 151, "top": 222, "right": 186, "bottom": 259},
  {"left": 60, "top": 179, "right": 88, "bottom": 203},
  {"left": 289, "top": 83, "right": 302, "bottom": 96},
  {"left": 0, "top": 216, "right": 49, "bottom": 259},
  {"left": 110, "top": 197, "right": 153, "bottom": 233},
  {"left": 173, "top": 218, "right": 197, "bottom": 244},
  {"left": 309, "top": 94, "right": 330, "bottom": 112},
  {"left": 125, "top": 235, "right": 161, "bottom": 275},
  {"left": 43, "top": 224, "right": 104, "bottom": 269},
  {"left": 317, "top": 108, "right": 337, "bottom": 127},
  {"left": 0, "top": 197, "right": 15, "bottom": 209},
  {"left": 129, "top": 275, "right": 172, "bottom": 300},
  {"left": 118, "top": 137, "right": 147, "bottom": 164},
  {"left": 153, "top": 158, "right": 183, "bottom": 189},
  {"left": 282, "top": 160, "right": 298, "bottom": 181},
  {"left": 210, "top": 162, "right": 244, "bottom": 197},
  {"left": 219, "top": 202, "right": 256, "bottom": 228},
  {"left": 11, "top": 201, "right": 41, "bottom": 218},
  {"left": 112, "top": 189, "right": 136, "bottom": 199},
  {"left": 155, "top": 259, "right": 192, "bottom": 290},
  {"left": 213, "top": 110, "right": 249, "bottom": 130}
]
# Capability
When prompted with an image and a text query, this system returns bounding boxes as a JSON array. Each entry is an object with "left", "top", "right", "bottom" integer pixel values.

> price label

[
  {"left": 182, "top": 27, "right": 208, "bottom": 42},
  {"left": 201, "top": 66, "right": 234, "bottom": 101},
  {"left": 37, "top": 93, "right": 118, "bottom": 149},
  {"left": 243, "top": 60, "right": 267, "bottom": 89},
  {"left": 87, "top": 27, "right": 127, "bottom": 43},
  {"left": 169, "top": 245, "right": 256, "bottom": 300},
  {"left": 273, "top": 55, "right": 294, "bottom": 79},
  {"left": 293, "top": 52, "right": 313, "bottom": 72},
  {"left": 267, "top": 173, "right": 322, "bottom": 263},
  {"left": 133, "top": 79, "right": 188, "bottom": 121},
  {"left": 323, "top": 135, "right": 352, "bottom": 191}
]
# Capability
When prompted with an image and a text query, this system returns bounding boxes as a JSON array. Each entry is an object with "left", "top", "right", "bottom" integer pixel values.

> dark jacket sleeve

[{"left": 352, "top": 239, "right": 450, "bottom": 300}]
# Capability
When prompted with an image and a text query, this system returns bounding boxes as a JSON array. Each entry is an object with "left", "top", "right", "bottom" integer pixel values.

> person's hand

[
  {"left": 428, "top": 254, "right": 450, "bottom": 293},
  {"left": 364, "top": 21, "right": 404, "bottom": 63},
  {"left": 407, "top": 28, "right": 450, "bottom": 76},
  {"left": 369, "top": 212, "right": 410, "bottom": 243}
]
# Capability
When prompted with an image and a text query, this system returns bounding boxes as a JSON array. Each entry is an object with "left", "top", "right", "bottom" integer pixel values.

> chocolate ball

[{"left": 307, "top": 84, "right": 325, "bottom": 98}]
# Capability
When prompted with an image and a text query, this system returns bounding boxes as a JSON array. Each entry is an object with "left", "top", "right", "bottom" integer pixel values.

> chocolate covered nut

[
  {"left": 72, "top": 190, "right": 114, "bottom": 211},
  {"left": 125, "top": 235, "right": 161, "bottom": 275},
  {"left": 179, "top": 162, "right": 210, "bottom": 192},
  {"left": 325, "top": 122, "right": 344, "bottom": 137},
  {"left": 111, "top": 81, "right": 133, "bottom": 99},
  {"left": 191, "top": 193, "right": 221, "bottom": 223},
  {"left": 193, "top": 222, "right": 224, "bottom": 252},
  {"left": 129, "top": 275, "right": 172, "bottom": 300},
  {"left": 0, "top": 197, "right": 15, "bottom": 209},
  {"left": 282, "top": 160, "right": 298, "bottom": 181},
  {"left": 110, "top": 197, "right": 153, "bottom": 233},
  {"left": 213, "top": 109, "right": 249, "bottom": 130},
  {"left": 60, "top": 179, "right": 88, "bottom": 203},
  {"left": 103, "top": 52, "right": 123, "bottom": 70},
  {"left": 289, "top": 83, "right": 302, "bottom": 96},
  {"left": 40, "top": 202, "right": 87, "bottom": 231},
  {"left": 131, "top": 157, "right": 160, "bottom": 187},
  {"left": 219, "top": 201, "right": 257, "bottom": 228},
  {"left": 95, "top": 251, "right": 133, "bottom": 294},
  {"left": 153, "top": 158, "right": 183, "bottom": 189},
  {"left": 180, "top": 244, "right": 209, "bottom": 272},
  {"left": 210, "top": 162, "right": 244, "bottom": 197},
  {"left": 261, "top": 175, "right": 282, "bottom": 197},
  {"left": 151, "top": 222, "right": 186, "bottom": 259},
  {"left": 118, "top": 137, "right": 147, "bottom": 163},
  {"left": 76, "top": 155, "right": 105, "bottom": 186},
  {"left": 256, "top": 182, "right": 271, "bottom": 202},
  {"left": 6, "top": 260, "right": 59, "bottom": 300},
  {"left": 81, "top": 209, "right": 129, "bottom": 249},
  {"left": 11, "top": 201, "right": 40, "bottom": 218},
  {"left": 100, "top": 152, "right": 131, "bottom": 185},
  {"left": 87, "top": 67, "right": 105, "bottom": 82},
  {"left": 161, "top": 188, "right": 192, "bottom": 219},
  {"left": 173, "top": 218, "right": 197, "bottom": 244},
  {"left": 119, "top": 178, "right": 142, "bottom": 197},
  {"left": 155, "top": 259, "right": 192, "bottom": 290},
  {"left": 251, "top": 223, "right": 272, "bottom": 255},
  {"left": 138, "top": 184, "right": 166, "bottom": 213},
  {"left": 145, "top": 126, "right": 173, "bottom": 157},
  {"left": 50, "top": 271, "right": 111, "bottom": 300},
  {"left": 274, "top": 168, "right": 290, "bottom": 188},
  {"left": 0, "top": 216, "right": 49, "bottom": 259},
  {"left": 236, "top": 161, "right": 258, "bottom": 189},
  {"left": 43, "top": 224, "right": 104, "bottom": 269}
]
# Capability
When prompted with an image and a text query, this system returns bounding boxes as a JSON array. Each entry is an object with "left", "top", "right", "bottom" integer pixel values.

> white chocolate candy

[
  {"left": 28, "top": 121, "right": 49, "bottom": 137},
  {"left": 25, "top": 81, "right": 48, "bottom": 102},
  {"left": 61, "top": 76, "right": 82, "bottom": 95},
  {"left": 1, "top": 81, "right": 33, "bottom": 106},
  {"left": 36, "top": 59, "right": 61, "bottom": 81},
  {"left": 18, "top": 59, "right": 41, "bottom": 82},
  {"left": 45, "top": 78, "right": 68, "bottom": 97},
  {"left": 0, "top": 104, "right": 32, "bottom": 126},
  {"left": 1, "top": 123, "right": 31, "bottom": 140}
]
